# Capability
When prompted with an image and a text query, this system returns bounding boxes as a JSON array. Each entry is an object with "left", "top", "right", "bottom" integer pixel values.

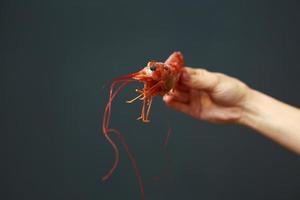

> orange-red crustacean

[{"left": 102, "top": 52, "right": 184, "bottom": 200}]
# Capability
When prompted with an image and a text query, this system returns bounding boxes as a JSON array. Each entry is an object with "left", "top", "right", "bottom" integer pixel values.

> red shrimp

[{"left": 102, "top": 52, "right": 184, "bottom": 200}]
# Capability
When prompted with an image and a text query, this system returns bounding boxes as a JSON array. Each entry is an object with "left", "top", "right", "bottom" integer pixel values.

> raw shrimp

[{"left": 102, "top": 52, "right": 184, "bottom": 200}]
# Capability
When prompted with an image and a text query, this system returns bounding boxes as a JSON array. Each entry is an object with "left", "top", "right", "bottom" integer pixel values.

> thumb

[{"left": 181, "top": 67, "right": 219, "bottom": 91}]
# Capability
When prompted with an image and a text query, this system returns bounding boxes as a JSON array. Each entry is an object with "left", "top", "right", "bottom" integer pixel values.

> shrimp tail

[{"left": 164, "top": 51, "right": 184, "bottom": 69}]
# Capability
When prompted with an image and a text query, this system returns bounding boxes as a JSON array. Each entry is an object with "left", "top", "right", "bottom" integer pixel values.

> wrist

[
  {"left": 236, "top": 87, "right": 300, "bottom": 154},
  {"left": 237, "top": 88, "right": 262, "bottom": 127}
]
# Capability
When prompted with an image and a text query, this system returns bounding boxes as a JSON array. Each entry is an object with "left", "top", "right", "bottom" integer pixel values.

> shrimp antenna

[
  {"left": 102, "top": 76, "right": 135, "bottom": 180},
  {"left": 102, "top": 80, "right": 130, "bottom": 181},
  {"left": 153, "top": 108, "right": 173, "bottom": 181},
  {"left": 101, "top": 74, "right": 145, "bottom": 200}
]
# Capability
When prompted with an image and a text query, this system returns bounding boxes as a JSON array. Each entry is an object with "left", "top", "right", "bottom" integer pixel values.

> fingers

[
  {"left": 169, "top": 89, "right": 190, "bottom": 104},
  {"left": 181, "top": 67, "right": 219, "bottom": 91},
  {"left": 175, "top": 81, "right": 190, "bottom": 92},
  {"left": 163, "top": 95, "right": 190, "bottom": 115}
]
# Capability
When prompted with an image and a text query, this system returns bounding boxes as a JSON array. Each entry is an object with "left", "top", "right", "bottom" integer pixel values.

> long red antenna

[{"left": 101, "top": 75, "right": 145, "bottom": 200}]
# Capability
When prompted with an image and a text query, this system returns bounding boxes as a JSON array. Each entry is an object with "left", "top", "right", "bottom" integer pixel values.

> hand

[
  {"left": 163, "top": 67, "right": 300, "bottom": 154},
  {"left": 163, "top": 67, "right": 250, "bottom": 124}
]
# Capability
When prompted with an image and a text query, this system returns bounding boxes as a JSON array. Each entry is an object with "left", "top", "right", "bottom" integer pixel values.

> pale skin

[{"left": 163, "top": 67, "right": 300, "bottom": 155}]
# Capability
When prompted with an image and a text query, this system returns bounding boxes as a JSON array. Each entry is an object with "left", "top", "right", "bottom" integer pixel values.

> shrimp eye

[{"left": 150, "top": 66, "right": 156, "bottom": 71}]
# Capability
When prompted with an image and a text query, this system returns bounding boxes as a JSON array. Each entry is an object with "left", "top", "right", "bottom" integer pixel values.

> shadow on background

[{"left": 1, "top": 0, "right": 300, "bottom": 200}]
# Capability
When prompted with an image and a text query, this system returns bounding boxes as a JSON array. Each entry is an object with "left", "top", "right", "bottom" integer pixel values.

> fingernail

[
  {"left": 163, "top": 95, "right": 168, "bottom": 101},
  {"left": 163, "top": 95, "right": 171, "bottom": 102},
  {"left": 181, "top": 71, "right": 190, "bottom": 82}
]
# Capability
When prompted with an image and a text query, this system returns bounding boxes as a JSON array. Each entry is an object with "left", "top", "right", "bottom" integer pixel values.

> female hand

[
  {"left": 163, "top": 67, "right": 250, "bottom": 124},
  {"left": 164, "top": 67, "right": 300, "bottom": 154}
]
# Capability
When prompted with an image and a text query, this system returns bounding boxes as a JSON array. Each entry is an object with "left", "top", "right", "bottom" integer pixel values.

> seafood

[{"left": 102, "top": 52, "right": 184, "bottom": 199}]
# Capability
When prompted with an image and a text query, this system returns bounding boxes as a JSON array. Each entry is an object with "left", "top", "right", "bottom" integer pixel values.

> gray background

[{"left": 1, "top": 0, "right": 300, "bottom": 200}]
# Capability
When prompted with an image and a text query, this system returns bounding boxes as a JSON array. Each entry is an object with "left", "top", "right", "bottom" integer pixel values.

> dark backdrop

[{"left": 1, "top": 0, "right": 300, "bottom": 200}]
